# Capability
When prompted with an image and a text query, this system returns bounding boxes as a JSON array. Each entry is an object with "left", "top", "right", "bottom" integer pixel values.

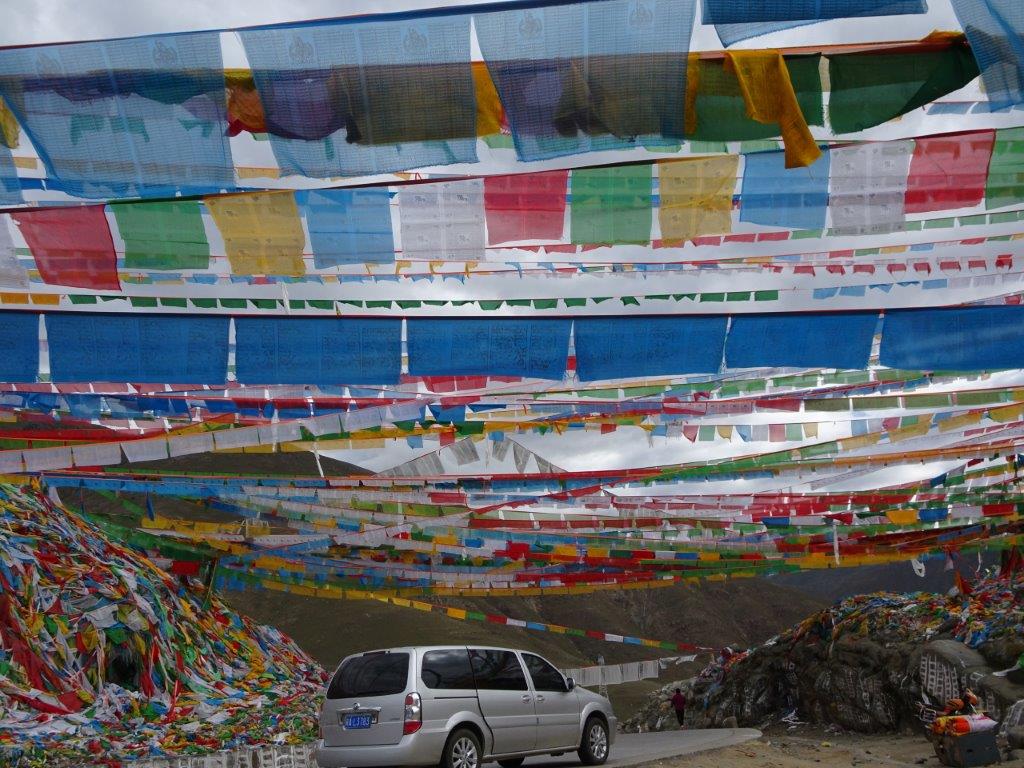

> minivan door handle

[
  {"left": 536, "top": 695, "right": 545, "bottom": 703},
  {"left": 521, "top": 694, "right": 532, "bottom": 703}
]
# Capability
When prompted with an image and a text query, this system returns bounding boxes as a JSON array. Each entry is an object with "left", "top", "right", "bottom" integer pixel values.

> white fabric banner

[
  {"left": 829, "top": 141, "right": 914, "bottom": 236},
  {"left": 71, "top": 441, "right": 123, "bottom": 467},
  {"left": 168, "top": 432, "right": 215, "bottom": 457},
  {"left": 23, "top": 446, "right": 73, "bottom": 472},
  {"left": 0, "top": 450, "right": 23, "bottom": 473},
  {"left": 212, "top": 425, "right": 262, "bottom": 450},
  {"left": 121, "top": 437, "right": 169, "bottom": 463},
  {"left": 398, "top": 178, "right": 485, "bottom": 261}
]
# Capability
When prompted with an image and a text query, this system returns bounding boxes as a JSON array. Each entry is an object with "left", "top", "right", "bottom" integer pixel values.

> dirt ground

[{"left": 646, "top": 727, "right": 1024, "bottom": 768}]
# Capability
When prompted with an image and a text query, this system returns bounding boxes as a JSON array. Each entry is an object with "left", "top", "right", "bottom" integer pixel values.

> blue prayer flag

[
  {"left": 574, "top": 316, "right": 728, "bottom": 381},
  {"left": 726, "top": 312, "right": 878, "bottom": 369},
  {"left": 740, "top": 148, "right": 831, "bottom": 230},
  {"left": 235, "top": 317, "right": 401, "bottom": 385}
]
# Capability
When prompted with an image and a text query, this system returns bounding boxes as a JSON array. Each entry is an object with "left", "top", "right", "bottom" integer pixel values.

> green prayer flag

[
  {"left": 570, "top": 165, "right": 652, "bottom": 245},
  {"left": 986, "top": 128, "right": 1024, "bottom": 210},
  {"left": 690, "top": 55, "right": 823, "bottom": 142},
  {"left": 828, "top": 44, "right": 978, "bottom": 134},
  {"left": 111, "top": 200, "right": 210, "bottom": 270}
]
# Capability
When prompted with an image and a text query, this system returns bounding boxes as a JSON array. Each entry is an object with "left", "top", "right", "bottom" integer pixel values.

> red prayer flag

[
  {"left": 904, "top": 131, "right": 995, "bottom": 214},
  {"left": 484, "top": 170, "right": 567, "bottom": 245},
  {"left": 12, "top": 206, "right": 120, "bottom": 290}
]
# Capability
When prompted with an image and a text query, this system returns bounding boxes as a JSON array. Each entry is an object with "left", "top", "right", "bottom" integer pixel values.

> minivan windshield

[{"left": 327, "top": 652, "right": 409, "bottom": 699}]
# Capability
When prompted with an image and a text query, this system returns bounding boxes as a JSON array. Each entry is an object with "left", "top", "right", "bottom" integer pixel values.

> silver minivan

[{"left": 315, "top": 646, "right": 616, "bottom": 768}]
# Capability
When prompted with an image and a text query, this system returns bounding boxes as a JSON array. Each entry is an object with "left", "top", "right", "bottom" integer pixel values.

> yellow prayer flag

[
  {"left": 886, "top": 508, "right": 919, "bottom": 525},
  {"left": 724, "top": 50, "right": 820, "bottom": 169},
  {"left": 658, "top": 155, "right": 738, "bottom": 242},
  {"left": 473, "top": 61, "right": 503, "bottom": 137},
  {"left": 0, "top": 98, "right": 18, "bottom": 149},
  {"left": 206, "top": 192, "right": 306, "bottom": 276}
]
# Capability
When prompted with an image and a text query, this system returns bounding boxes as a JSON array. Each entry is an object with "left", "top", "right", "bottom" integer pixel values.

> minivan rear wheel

[
  {"left": 442, "top": 728, "right": 482, "bottom": 768},
  {"left": 578, "top": 716, "right": 609, "bottom": 766},
  {"left": 498, "top": 759, "right": 525, "bottom": 768}
]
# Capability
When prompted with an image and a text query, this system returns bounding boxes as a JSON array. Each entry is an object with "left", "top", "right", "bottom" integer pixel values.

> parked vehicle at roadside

[{"left": 315, "top": 645, "right": 616, "bottom": 768}]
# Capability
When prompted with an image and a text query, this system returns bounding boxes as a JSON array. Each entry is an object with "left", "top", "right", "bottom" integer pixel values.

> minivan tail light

[{"left": 403, "top": 692, "right": 422, "bottom": 735}]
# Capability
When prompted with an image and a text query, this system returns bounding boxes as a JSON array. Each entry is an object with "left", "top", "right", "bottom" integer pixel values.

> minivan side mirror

[{"left": 565, "top": 676, "right": 575, "bottom": 692}]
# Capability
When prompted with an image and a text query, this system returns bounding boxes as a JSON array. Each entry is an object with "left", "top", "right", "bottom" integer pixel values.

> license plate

[{"left": 343, "top": 713, "right": 374, "bottom": 729}]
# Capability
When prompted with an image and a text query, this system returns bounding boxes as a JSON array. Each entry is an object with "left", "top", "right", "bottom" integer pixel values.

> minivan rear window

[{"left": 327, "top": 652, "right": 409, "bottom": 699}]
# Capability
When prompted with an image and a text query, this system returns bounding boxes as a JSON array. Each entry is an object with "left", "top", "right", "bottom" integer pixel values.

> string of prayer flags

[
  {"left": 951, "top": 0, "right": 1024, "bottom": 110},
  {"left": 234, "top": 317, "right": 402, "bottom": 385},
  {"left": 723, "top": 50, "right": 820, "bottom": 169},
  {"left": 828, "top": 140, "right": 914, "bottom": 236},
  {"left": 880, "top": 306, "right": 1024, "bottom": 371},
  {"left": 726, "top": 312, "right": 878, "bottom": 370},
  {"left": 0, "top": 312, "right": 37, "bottom": 382},
  {"left": 570, "top": 164, "right": 652, "bottom": 245},
  {"left": 484, "top": 171, "right": 568, "bottom": 245},
  {"left": 473, "top": 0, "right": 697, "bottom": 161},
  {"left": 739, "top": 147, "right": 830, "bottom": 229},
  {"left": 110, "top": 200, "right": 210, "bottom": 270},
  {"left": 46, "top": 313, "right": 228, "bottom": 383},
  {"left": 658, "top": 156, "right": 738, "bottom": 242},
  {"left": 0, "top": 32, "right": 233, "bottom": 199},
  {"left": 238, "top": 15, "right": 478, "bottom": 178},
  {"left": 304, "top": 187, "right": 395, "bottom": 267},
  {"left": 574, "top": 316, "right": 728, "bottom": 381},
  {"left": 205, "top": 192, "right": 306, "bottom": 276},
  {"left": 407, "top": 318, "right": 571, "bottom": 379},
  {"left": 904, "top": 131, "right": 996, "bottom": 213},
  {"left": 399, "top": 179, "right": 485, "bottom": 261},
  {"left": 828, "top": 34, "right": 979, "bottom": 134},
  {"left": 11, "top": 205, "right": 120, "bottom": 290}
]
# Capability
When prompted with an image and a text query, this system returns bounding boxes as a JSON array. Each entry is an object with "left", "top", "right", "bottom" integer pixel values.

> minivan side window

[
  {"left": 327, "top": 652, "right": 409, "bottom": 699},
  {"left": 468, "top": 649, "right": 528, "bottom": 691},
  {"left": 421, "top": 649, "right": 475, "bottom": 689},
  {"left": 523, "top": 653, "right": 567, "bottom": 692}
]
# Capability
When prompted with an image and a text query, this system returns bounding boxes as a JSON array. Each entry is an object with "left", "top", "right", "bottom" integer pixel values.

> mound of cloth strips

[{"left": 0, "top": 481, "right": 327, "bottom": 764}]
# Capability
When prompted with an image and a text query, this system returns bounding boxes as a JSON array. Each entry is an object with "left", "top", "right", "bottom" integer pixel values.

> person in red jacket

[{"left": 669, "top": 688, "right": 687, "bottom": 728}]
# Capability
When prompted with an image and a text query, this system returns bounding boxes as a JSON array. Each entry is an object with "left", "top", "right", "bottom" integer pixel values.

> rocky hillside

[{"left": 626, "top": 569, "right": 1024, "bottom": 734}]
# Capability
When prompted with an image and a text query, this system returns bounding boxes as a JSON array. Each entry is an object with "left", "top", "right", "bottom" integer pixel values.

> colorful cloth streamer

[
  {"left": 11, "top": 205, "right": 120, "bottom": 290},
  {"left": 46, "top": 313, "right": 229, "bottom": 384},
  {"left": 238, "top": 15, "right": 477, "bottom": 178},
  {"left": 880, "top": 306, "right": 1024, "bottom": 371},
  {"left": 951, "top": 0, "right": 1024, "bottom": 110},
  {"left": 474, "top": 0, "right": 697, "bottom": 160},
  {"left": 723, "top": 50, "right": 820, "bottom": 168},
  {"left": 234, "top": 317, "right": 402, "bottom": 385},
  {"left": 484, "top": 171, "right": 568, "bottom": 245},
  {"left": 701, "top": 0, "right": 926, "bottom": 24},
  {"left": 205, "top": 192, "right": 306, "bottom": 276},
  {"left": 739, "top": 146, "right": 830, "bottom": 229},
  {"left": 0, "top": 32, "right": 233, "bottom": 199},
  {"left": 570, "top": 164, "right": 652, "bottom": 245},
  {"left": 110, "top": 200, "right": 211, "bottom": 270},
  {"left": 658, "top": 156, "right": 738, "bottom": 242},
  {"left": 904, "top": 131, "right": 996, "bottom": 214},
  {"left": 726, "top": 312, "right": 878, "bottom": 370},
  {"left": 574, "top": 316, "right": 728, "bottom": 381},
  {"left": 407, "top": 318, "right": 571, "bottom": 380},
  {"left": 0, "top": 312, "right": 37, "bottom": 382},
  {"left": 303, "top": 187, "right": 395, "bottom": 267},
  {"left": 828, "top": 34, "right": 979, "bottom": 134}
]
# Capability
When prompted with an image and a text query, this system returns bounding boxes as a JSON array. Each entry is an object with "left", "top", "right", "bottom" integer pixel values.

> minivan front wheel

[
  {"left": 578, "top": 716, "right": 609, "bottom": 766},
  {"left": 442, "top": 728, "right": 482, "bottom": 768}
]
